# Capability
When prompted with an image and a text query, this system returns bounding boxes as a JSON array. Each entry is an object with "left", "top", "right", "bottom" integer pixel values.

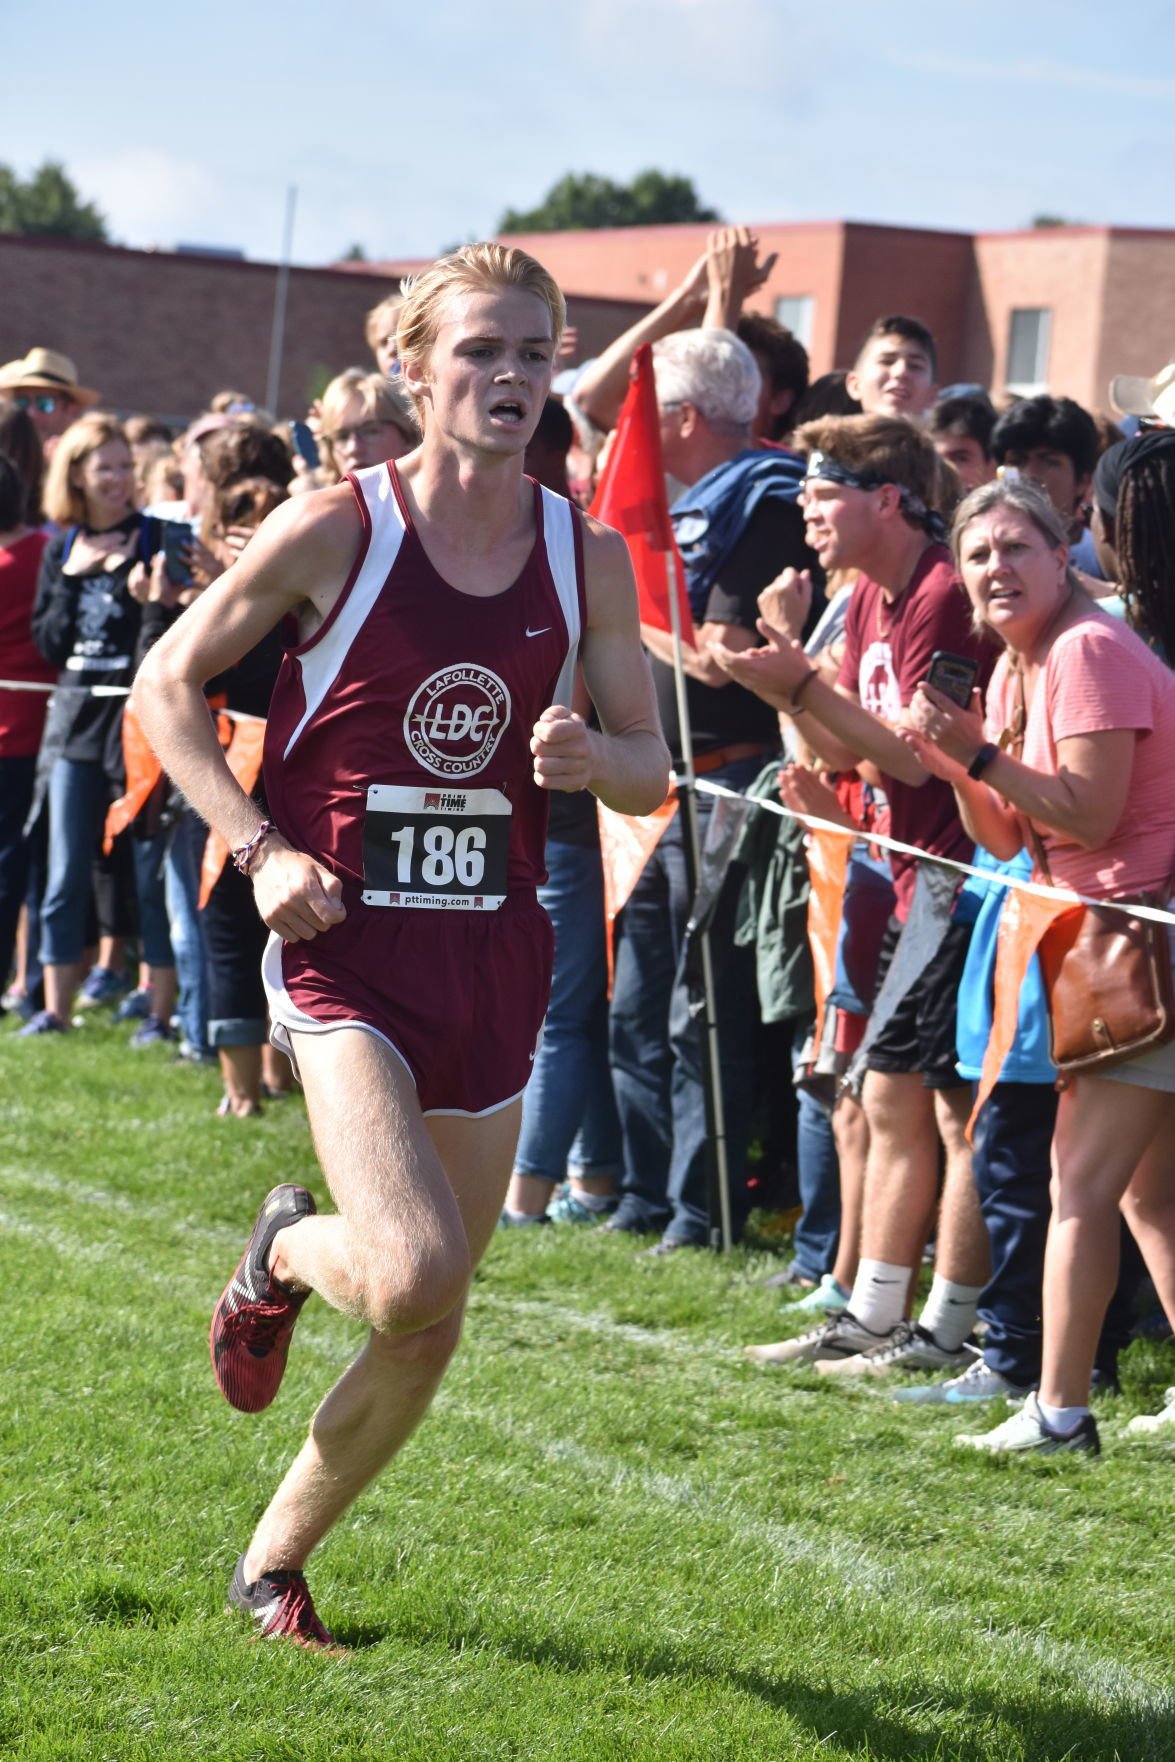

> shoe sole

[{"left": 209, "top": 1187, "right": 315, "bottom": 1412}]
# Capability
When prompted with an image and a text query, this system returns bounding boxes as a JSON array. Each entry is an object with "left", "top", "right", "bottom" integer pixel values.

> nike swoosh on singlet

[{"left": 525, "top": 626, "right": 552, "bottom": 638}]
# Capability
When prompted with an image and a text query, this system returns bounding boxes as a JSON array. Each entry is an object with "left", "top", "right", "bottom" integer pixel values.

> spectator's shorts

[{"left": 864, "top": 914, "right": 972, "bottom": 1089}]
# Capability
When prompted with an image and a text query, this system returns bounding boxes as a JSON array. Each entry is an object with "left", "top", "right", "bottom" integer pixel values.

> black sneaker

[
  {"left": 209, "top": 1185, "right": 316, "bottom": 1412},
  {"left": 226, "top": 1554, "right": 341, "bottom": 1650}
]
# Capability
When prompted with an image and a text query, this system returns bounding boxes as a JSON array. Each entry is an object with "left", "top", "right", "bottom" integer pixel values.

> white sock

[
  {"left": 918, "top": 1276, "right": 984, "bottom": 1352},
  {"left": 1037, "top": 1397, "right": 1091, "bottom": 1434},
  {"left": 848, "top": 1260, "right": 911, "bottom": 1335}
]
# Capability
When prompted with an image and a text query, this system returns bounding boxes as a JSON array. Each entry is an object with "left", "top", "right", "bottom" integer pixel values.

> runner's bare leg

[{"left": 241, "top": 1026, "right": 520, "bottom": 1579}]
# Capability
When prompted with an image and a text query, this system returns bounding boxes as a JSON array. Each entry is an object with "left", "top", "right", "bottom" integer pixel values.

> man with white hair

[{"left": 608, "top": 327, "right": 818, "bottom": 1249}]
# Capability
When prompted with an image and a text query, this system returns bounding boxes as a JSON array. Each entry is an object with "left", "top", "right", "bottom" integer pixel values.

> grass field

[{"left": 1, "top": 1014, "right": 1173, "bottom": 1762}]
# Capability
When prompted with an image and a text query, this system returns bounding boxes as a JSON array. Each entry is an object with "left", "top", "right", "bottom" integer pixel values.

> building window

[
  {"left": 1006, "top": 308, "right": 1052, "bottom": 392},
  {"left": 775, "top": 295, "right": 814, "bottom": 349}
]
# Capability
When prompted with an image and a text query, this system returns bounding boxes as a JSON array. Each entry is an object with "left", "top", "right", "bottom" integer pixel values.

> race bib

[{"left": 361, "top": 784, "right": 510, "bottom": 911}]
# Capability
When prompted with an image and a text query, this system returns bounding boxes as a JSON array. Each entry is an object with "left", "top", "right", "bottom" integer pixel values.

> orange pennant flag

[
  {"left": 104, "top": 706, "right": 163, "bottom": 853},
  {"left": 597, "top": 792, "right": 679, "bottom": 993},
  {"left": 198, "top": 716, "right": 267, "bottom": 908},
  {"left": 805, "top": 827, "right": 852, "bottom": 1047},
  {"left": 969, "top": 885, "right": 1081, "bottom": 1138}
]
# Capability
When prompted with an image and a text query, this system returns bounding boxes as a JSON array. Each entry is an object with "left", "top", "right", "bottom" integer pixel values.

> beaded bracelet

[{"left": 231, "top": 820, "right": 275, "bottom": 877}]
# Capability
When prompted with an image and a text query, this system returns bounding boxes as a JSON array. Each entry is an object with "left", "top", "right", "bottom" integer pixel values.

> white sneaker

[
  {"left": 1126, "top": 1387, "right": 1175, "bottom": 1436},
  {"left": 954, "top": 1392, "right": 1100, "bottom": 1456},
  {"left": 816, "top": 1321, "right": 975, "bottom": 1379},
  {"left": 744, "top": 1310, "right": 894, "bottom": 1366},
  {"left": 893, "top": 1355, "right": 1030, "bottom": 1406}
]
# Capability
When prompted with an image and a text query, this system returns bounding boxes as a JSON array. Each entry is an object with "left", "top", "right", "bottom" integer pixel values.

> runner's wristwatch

[{"left": 966, "top": 743, "right": 999, "bottom": 780}]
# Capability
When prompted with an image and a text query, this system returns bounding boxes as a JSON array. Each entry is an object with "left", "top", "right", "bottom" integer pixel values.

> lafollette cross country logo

[{"left": 404, "top": 664, "right": 511, "bottom": 778}]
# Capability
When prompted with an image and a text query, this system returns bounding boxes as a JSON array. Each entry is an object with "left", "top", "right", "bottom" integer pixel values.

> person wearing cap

[
  {"left": 712, "top": 414, "right": 994, "bottom": 1377},
  {"left": 0, "top": 349, "right": 99, "bottom": 452}
]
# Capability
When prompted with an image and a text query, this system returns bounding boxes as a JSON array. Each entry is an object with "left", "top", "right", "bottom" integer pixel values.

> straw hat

[
  {"left": 0, "top": 347, "right": 99, "bottom": 408},
  {"left": 1108, "top": 360, "right": 1175, "bottom": 428}
]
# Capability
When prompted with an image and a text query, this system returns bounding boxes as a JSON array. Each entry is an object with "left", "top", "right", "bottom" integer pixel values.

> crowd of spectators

[{"left": 2, "top": 224, "right": 1174, "bottom": 1453}]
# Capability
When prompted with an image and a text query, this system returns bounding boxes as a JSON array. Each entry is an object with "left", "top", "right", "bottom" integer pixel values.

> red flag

[{"left": 590, "top": 344, "right": 695, "bottom": 645}]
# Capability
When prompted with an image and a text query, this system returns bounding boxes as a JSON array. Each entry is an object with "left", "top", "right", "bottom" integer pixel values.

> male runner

[{"left": 133, "top": 244, "right": 669, "bottom": 1648}]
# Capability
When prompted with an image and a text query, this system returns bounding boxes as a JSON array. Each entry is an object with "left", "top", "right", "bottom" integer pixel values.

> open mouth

[{"left": 489, "top": 400, "right": 526, "bottom": 424}]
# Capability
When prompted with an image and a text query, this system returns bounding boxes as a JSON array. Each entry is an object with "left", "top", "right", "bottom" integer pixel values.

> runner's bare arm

[
  {"left": 531, "top": 519, "right": 670, "bottom": 816},
  {"left": 131, "top": 486, "right": 363, "bottom": 940}
]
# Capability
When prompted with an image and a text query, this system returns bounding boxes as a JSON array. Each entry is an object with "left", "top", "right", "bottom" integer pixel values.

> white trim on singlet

[
  {"left": 282, "top": 465, "right": 406, "bottom": 761},
  {"left": 540, "top": 486, "right": 582, "bottom": 708}
]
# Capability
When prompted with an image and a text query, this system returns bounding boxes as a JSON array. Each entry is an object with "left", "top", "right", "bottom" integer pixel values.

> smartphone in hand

[
  {"left": 925, "top": 651, "right": 979, "bottom": 710},
  {"left": 161, "top": 520, "right": 196, "bottom": 588}
]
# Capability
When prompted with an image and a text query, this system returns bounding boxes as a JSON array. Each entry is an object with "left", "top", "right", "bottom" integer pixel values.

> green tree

[
  {"left": 498, "top": 170, "right": 721, "bottom": 234},
  {"left": 340, "top": 242, "right": 367, "bottom": 262},
  {"left": 0, "top": 159, "right": 108, "bottom": 242}
]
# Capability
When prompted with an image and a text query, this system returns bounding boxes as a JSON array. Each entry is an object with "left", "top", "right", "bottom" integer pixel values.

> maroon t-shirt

[
  {"left": 837, "top": 543, "right": 991, "bottom": 918},
  {"left": 0, "top": 531, "right": 54, "bottom": 756}
]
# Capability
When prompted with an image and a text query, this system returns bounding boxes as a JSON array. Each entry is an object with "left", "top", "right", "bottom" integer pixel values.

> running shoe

[
  {"left": 210, "top": 1185, "right": 316, "bottom": 1412},
  {"left": 817, "top": 1321, "right": 977, "bottom": 1379},
  {"left": 76, "top": 965, "right": 131, "bottom": 1008},
  {"left": 130, "top": 1014, "right": 175, "bottom": 1048},
  {"left": 954, "top": 1392, "right": 1100, "bottom": 1456},
  {"left": 892, "top": 1355, "right": 1031, "bottom": 1406},
  {"left": 498, "top": 1209, "right": 552, "bottom": 1229},
  {"left": 226, "top": 1555, "right": 341, "bottom": 1651},
  {"left": 744, "top": 1310, "right": 896, "bottom": 1366},
  {"left": 547, "top": 1187, "right": 618, "bottom": 1225},
  {"left": 1126, "top": 1387, "right": 1175, "bottom": 1436},
  {"left": 115, "top": 987, "right": 153, "bottom": 1023},
  {"left": 787, "top": 1273, "right": 851, "bottom": 1314},
  {"left": 16, "top": 1009, "right": 67, "bottom": 1037}
]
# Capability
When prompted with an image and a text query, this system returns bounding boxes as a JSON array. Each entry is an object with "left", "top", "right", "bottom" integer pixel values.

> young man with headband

[
  {"left": 711, "top": 414, "right": 992, "bottom": 1377},
  {"left": 133, "top": 244, "right": 668, "bottom": 1648}
]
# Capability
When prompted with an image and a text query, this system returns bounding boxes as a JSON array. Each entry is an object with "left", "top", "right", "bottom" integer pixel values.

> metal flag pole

[
  {"left": 265, "top": 186, "right": 297, "bottom": 417},
  {"left": 664, "top": 553, "right": 733, "bottom": 1253}
]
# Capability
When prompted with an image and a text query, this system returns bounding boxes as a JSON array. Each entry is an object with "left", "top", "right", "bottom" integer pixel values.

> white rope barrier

[{"left": 693, "top": 776, "right": 1175, "bottom": 930}]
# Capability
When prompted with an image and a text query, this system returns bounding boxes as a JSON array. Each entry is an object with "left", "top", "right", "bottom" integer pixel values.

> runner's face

[
  {"left": 957, "top": 507, "right": 1068, "bottom": 648},
  {"left": 417, "top": 287, "right": 555, "bottom": 455},
  {"left": 74, "top": 439, "right": 134, "bottom": 529},
  {"left": 848, "top": 334, "right": 935, "bottom": 419}
]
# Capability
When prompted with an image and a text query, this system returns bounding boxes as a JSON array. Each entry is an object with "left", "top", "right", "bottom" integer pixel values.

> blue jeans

[
  {"left": 788, "top": 1020, "right": 841, "bottom": 1282},
  {"left": 40, "top": 759, "right": 115, "bottom": 967},
  {"left": 609, "top": 757, "right": 762, "bottom": 1244},
  {"left": 130, "top": 833, "right": 175, "bottom": 970},
  {"left": 515, "top": 837, "right": 620, "bottom": 1183},
  {"left": 164, "top": 811, "right": 210, "bottom": 1054}
]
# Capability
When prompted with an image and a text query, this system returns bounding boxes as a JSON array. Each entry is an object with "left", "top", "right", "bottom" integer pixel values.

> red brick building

[
  {"left": 489, "top": 220, "right": 1175, "bottom": 413},
  {"left": 3, "top": 221, "right": 1172, "bottom": 422}
]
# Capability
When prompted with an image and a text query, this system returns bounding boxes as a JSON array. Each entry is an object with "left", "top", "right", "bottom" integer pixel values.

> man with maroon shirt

[{"left": 712, "top": 414, "right": 993, "bottom": 1373}]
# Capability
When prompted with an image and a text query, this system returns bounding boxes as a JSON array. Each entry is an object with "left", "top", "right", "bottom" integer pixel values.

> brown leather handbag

[{"left": 1028, "top": 823, "right": 1175, "bottom": 1078}]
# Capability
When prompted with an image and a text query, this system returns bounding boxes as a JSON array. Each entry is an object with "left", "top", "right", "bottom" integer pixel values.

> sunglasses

[{"left": 14, "top": 393, "right": 73, "bottom": 416}]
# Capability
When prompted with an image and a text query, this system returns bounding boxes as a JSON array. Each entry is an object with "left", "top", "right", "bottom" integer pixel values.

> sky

[{"left": 3, "top": 0, "right": 1174, "bottom": 268}]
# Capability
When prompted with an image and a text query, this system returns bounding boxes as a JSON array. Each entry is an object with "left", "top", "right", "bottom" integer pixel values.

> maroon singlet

[{"left": 261, "top": 461, "right": 587, "bottom": 1116}]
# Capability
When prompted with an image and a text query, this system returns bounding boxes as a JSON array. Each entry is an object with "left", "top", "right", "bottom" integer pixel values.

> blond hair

[
  {"left": 317, "top": 368, "right": 420, "bottom": 483},
  {"left": 397, "top": 243, "right": 565, "bottom": 415},
  {"left": 43, "top": 411, "right": 130, "bottom": 526},
  {"left": 364, "top": 293, "right": 403, "bottom": 356}
]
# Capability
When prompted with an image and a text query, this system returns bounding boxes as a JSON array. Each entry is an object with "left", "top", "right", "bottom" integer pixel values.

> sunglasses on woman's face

[{"left": 15, "top": 393, "right": 72, "bottom": 416}]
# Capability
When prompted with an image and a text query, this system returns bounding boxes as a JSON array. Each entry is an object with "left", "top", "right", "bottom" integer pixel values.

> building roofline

[{"left": 0, "top": 231, "right": 394, "bottom": 285}]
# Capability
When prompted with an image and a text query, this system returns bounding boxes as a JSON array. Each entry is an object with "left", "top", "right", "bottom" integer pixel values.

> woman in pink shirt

[{"left": 903, "top": 477, "right": 1175, "bottom": 1455}]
